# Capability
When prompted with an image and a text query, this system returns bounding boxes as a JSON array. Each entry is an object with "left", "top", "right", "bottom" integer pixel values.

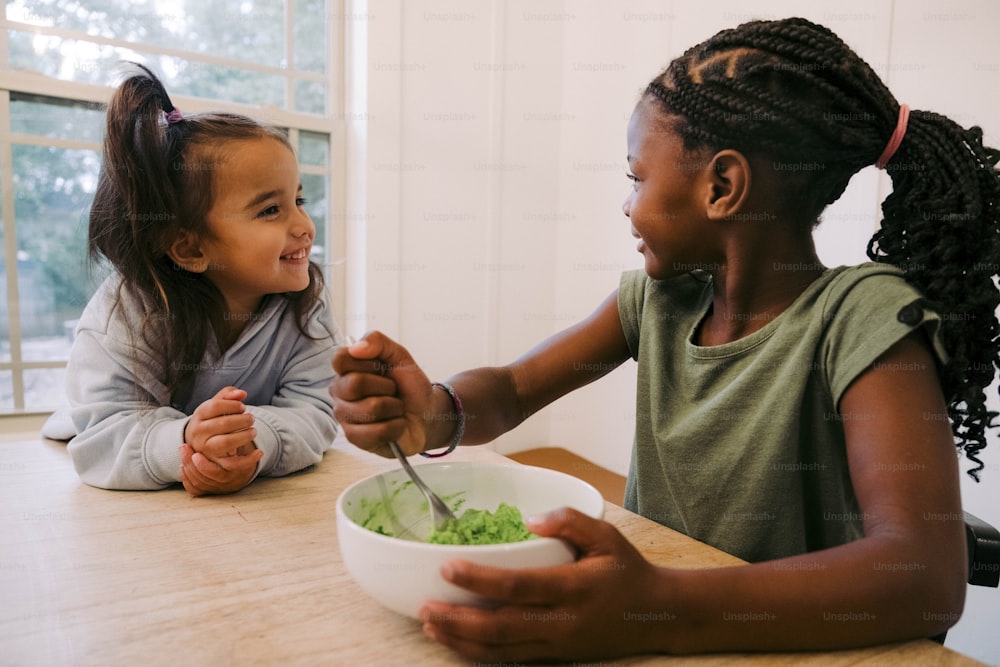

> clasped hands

[{"left": 180, "top": 386, "right": 262, "bottom": 496}]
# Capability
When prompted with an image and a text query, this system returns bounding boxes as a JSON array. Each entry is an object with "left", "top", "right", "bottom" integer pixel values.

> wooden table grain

[{"left": 0, "top": 435, "right": 985, "bottom": 666}]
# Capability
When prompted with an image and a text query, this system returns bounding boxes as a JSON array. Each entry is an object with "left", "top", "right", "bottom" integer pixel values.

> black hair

[
  {"left": 643, "top": 18, "right": 1000, "bottom": 480},
  {"left": 91, "top": 63, "right": 325, "bottom": 403}
]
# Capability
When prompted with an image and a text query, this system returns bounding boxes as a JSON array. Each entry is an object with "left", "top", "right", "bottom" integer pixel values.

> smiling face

[
  {"left": 196, "top": 137, "right": 315, "bottom": 317},
  {"left": 623, "top": 99, "right": 719, "bottom": 280}
]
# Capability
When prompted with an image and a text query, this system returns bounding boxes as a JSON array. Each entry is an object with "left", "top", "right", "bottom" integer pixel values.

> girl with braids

[
  {"left": 331, "top": 17, "right": 999, "bottom": 660},
  {"left": 42, "top": 64, "right": 341, "bottom": 495}
]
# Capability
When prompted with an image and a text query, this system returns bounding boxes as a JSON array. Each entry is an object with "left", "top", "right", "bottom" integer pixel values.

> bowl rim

[{"left": 335, "top": 460, "right": 605, "bottom": 552}]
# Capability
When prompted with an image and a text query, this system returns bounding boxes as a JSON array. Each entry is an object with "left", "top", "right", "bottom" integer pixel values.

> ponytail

[
  {"left": 90, "top": 63, "right": 183, "bottom": 308},
  {"left": 871, "top": 110, "right": 1000, "bottom": 480}
]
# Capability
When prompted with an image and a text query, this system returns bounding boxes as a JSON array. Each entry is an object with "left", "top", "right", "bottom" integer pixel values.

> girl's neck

[
  {"left": 213, "top": 296, "right": 265, "bottom": 353},
  {"left": 214, "top": 318, "right": 245, "bottom": 353},
  {"left": 697, "top": 243, "right": 825, "bottom": 346}
]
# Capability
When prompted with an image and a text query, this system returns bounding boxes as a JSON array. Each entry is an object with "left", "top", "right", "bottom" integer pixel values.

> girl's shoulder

[
  {"left": 823, "top": 260, "right": 906, "bottom": 286},
  {"left": 72, "top": 274, "right": 168, "bottom": 368},
  {"left": 816, "top": 262, "right": 948, "bottom": 407},
  {"left": 265, "top": 284, "right": 340, "bottom": 342},
  {"left": 817, "top": 262, "right": 923, "bottom": 316},
  {"left": 300, "top": 284, "right": 339, "bottom": 340},
  {"left": 77, "top": 273, "right": 148, "bottom": 333}
]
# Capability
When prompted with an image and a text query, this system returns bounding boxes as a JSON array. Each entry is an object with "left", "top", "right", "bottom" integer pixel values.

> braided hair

[{"left": 643, "top": 18, "right": 1000, "bottom": 480}]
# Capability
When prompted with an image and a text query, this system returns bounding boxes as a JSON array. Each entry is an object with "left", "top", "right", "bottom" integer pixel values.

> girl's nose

[
  {"left": 292, "top": 210, "right": 315, "bottom": 238},
  {"left": 622, "top": 194, "right": 632, "bottom": 218}
]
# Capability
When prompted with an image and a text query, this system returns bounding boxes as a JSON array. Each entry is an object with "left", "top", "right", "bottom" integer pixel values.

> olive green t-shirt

[{"left": 618, "top": 263, "right": 946, "bottom": 563}]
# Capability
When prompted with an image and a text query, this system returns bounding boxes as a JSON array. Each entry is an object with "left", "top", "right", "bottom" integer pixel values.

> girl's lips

[
  {"left": 280, "top": 247, "right": 310, "bottom": 261},
  {"left": 631, "top": 228, "right": 643, "bottom": 252}
]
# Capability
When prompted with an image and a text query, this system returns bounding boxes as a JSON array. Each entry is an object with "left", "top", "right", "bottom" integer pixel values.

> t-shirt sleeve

[
  {"left": 618, "top": 269, "right": 648, "bottom": 361},
  {"left": 822, "top": 271, "right": 947, "bottom": 410}
]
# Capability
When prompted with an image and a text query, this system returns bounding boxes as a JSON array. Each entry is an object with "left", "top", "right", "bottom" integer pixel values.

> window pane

[
  {"left": 0, "top": 262, "right": 8, "bottom": 361},
  {"left": 8, "top": 31, "right": 288, "bottom": 108},
  {"left": 24, "top": 367, "right": 69, "bottom": 412},
  {"left": 298, "top": 131, "right": 329, "bottom": 166},
  {"left": 13, "top": 145, "right": 99, "bottom": 361},
  {"left": 10, "top": 96, "right": 105, "bottom": 143},
  {"left": 8, "top": 0, "right": 289, "bottom": 70},
  {"left": 1, "top": 152, "right": 7, "bottom": 361},
  {"left": 295, "top": 79, "right": 327, "bottom": 115},
  {"left": 0, "top": 370, "right": 12, "bottom": 412},
  {"left": 172, "top": 60, "right": 286, "bottom": 108},
  {"left": 7, "top": 30, "right": 122, "bottom": 86},
  {"left": 302, "top": 172, "right": 328, "bottom": 271},
  {"left": 295, "top": 0, "right": 329, "bottom": 74}
]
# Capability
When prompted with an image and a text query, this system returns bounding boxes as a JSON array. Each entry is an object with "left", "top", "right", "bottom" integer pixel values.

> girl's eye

[
  {"left": 296, "top": 197, "right": 308, "bottom": 207},
  {"left": 257, "top": 205, "right": 280, "bottom": 218},
  {"left": 627, "top": 172, "right": 640, "bottom": 188}
]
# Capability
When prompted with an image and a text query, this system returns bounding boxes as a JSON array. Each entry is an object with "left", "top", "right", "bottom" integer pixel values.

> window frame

[{"left": 0, "top": 2, "right": 345, "bottom": 416}]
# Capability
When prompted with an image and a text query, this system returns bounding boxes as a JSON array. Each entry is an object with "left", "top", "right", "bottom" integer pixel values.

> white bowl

[{"left": 336, "top": 461, "right": 605, "bottom": 618}]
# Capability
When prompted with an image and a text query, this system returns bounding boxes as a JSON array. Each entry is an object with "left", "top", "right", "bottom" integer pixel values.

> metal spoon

[
  {"left": 388, "top": 440, "right": 456, "bottom": 531},
  {"left": 341, "top": 335, "right": 457, "bottom": 530}
]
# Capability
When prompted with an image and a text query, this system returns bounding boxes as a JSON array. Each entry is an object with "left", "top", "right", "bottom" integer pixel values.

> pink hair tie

[
  {"left": 876, "top": 104, "right": 909, "bottom": 169},
  {"left": 165, "top": 107, "right": 183, "bottom": 124}
]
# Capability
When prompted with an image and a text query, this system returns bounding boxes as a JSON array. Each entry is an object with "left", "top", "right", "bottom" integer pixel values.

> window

[{"left": 0, "top": 1, "right": 342, "bottom": 414}]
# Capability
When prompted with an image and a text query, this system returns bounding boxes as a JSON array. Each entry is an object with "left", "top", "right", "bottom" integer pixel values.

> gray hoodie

[{"left": 48, "top": 274, "right": 340, "bottom": 490}]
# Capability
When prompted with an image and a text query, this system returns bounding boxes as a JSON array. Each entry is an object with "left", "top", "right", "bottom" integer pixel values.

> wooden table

[{"left": 0, "top": 435, "right": 984, "bottom": 666}]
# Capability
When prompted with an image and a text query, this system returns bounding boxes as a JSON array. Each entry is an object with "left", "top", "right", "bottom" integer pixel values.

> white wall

[{"left": 347, "top": 1, "right": 1000, "bottom": 662}]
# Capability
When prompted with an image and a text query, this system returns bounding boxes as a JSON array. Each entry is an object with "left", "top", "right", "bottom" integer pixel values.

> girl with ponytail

[
  {"left": 331, "top": 18, "right": 997, "bottom": 659},
  {"left": 44, "top": 64, "right": 341, "bottom": 495}
]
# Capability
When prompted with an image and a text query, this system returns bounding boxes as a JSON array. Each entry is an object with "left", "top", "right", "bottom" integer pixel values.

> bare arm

[
  {"left": 331, "top": 290, "right": 630, "bottom": 456},
  {"left": 448, "top": 289, "right": 630, "bottom": 445},
  {"left": 420, "top": 331, "right": 968, "bottom": 660}
]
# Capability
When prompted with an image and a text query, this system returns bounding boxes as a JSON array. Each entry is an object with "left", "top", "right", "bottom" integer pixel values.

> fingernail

[{"left": 440, "top": 562, "right": 455, "bottom": 580}]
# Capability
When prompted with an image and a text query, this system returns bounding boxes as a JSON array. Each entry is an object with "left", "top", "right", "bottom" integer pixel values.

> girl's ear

[
  {"left": 166, "top": 230, "right": 208, "bottom": 273},
  {"left": 705, "top": 150, "right": 751, "bottom": 222}
]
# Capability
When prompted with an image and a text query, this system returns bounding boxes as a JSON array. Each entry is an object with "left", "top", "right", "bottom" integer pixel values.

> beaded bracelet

[{"left": 421, "top": 382, "right": 465, "bottom": 458}]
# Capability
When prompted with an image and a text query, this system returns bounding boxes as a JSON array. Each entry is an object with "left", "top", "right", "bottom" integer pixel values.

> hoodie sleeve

[
  {"left": 248, "top": 291, "right": 341, "bottom": 479},
  {"left": 64, "top": 286, "right": 189, "bottom": 490}
]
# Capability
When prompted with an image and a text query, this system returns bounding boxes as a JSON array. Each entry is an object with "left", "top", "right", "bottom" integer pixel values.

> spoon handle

[{"left": 388, "top": 441, "right": 457, "bottom": 529}]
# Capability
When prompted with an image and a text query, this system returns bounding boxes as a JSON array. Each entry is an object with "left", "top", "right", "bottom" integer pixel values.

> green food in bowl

[
  {"left": 356, "top": 480, "right": 427, "bottom": 537},
  {"left": 337, "top": 462, "right": 606, "bottom": 618},
  {"left": 428, "top": 502, "right": 534, "bottom": 545},
  {"left": 356, "top": 483, "right": 533, "bottom": 545}
]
